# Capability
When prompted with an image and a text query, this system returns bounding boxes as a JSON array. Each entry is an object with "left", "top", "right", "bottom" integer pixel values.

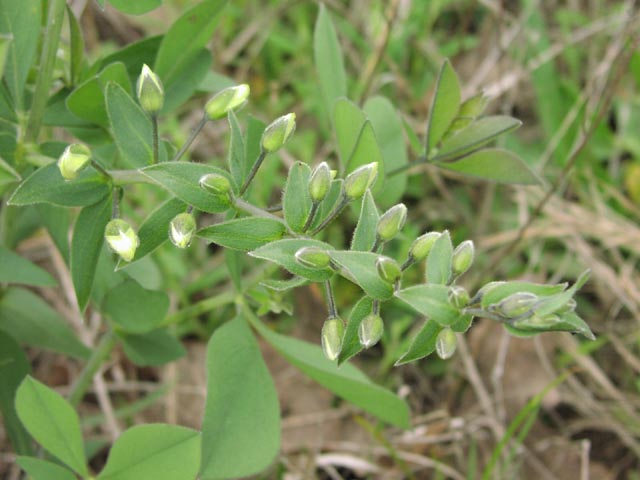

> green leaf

[
  {"left": 0, "top": 288, "right": 91, "bottom": 359},
  {"left": 249, "top": 238, "right": 334, "bottom": 282},
  {"left": 531, "top": 270, "right": 590, "bottom": 318},
  {"left": 67, "top": 62, "right": 131, "bottom": 126},
  {"left": 350, "top": 190, "right": 379, "bottom": 251},
  {"left": 96, "top": 35, "right": 162, "bottom": 79},
  {"left": 198, "top": 217, "right": 286, "bottom": 251},
  {"left": 395, "top": 319, "right": 443, "bottom": 365},
  {"left": 364, "top": 96, "right": 408, "bottom": 206},
  {"left": 345, "top": 121, "right": 384, "bottom": 192},
  {"left": 0, "top": 0, "right": 41, "bottom": 107},
  {"left": 435, "top": 116, "right": 522, "bottom": 162},
  {"left": 15, "top": 376, "right": 88, "bottom": 476},
  {"left": 333, "top": 98, "right": 366, "bottom": 169},
  {"left": 0, "top": 331, "right": 32, "bottom": 455},
  {"left": 395, "top": 284, "right": 469, "bottom": 327},
  {"left": 107, "top": 0, "right": 161, "bottom": 15},
  {"left": 154, "top": 0, "right": 228, "bottom": 90},
  {"left": 17, "top": 457, "right": 76, "bottom": 480},
  {"left": 103, "top": 278, "right": 169, "bottom": 334},
  {"left": 438, "top": 149, "right": 541, "bottom": 185},
  {"left": 337, "top": 296, "right": 373, "bottom": 365},
  {"left": 71, "top": 193, "right": 112, "bottom": 311},
  {"left": 123, "top": 197, "right": 186, "bottom": 266},
  {"left": 249, "top": 312, "right": 410, "bottom": 428},
  {"left": 261, "top": 276, "right": 308, "bottom": 292},
  {"left": 36, "top": 204, "right": 71, "bottom": 262},
  {"left": 66, "top": 5, "right": 84, "bottom": 86},
  {"left": 105, "top": 82, "right": 153, "bottom": 167},
  {"left": 0, "top": 155, "right": 20, "bottom": 195},
  {"left": 119, "top": 329, "right": 186, "bottom": 366},
  {"left": 244, "top": 115, "right": 266, "bottom": 173},
  {"left": 141, "top": 162, "right": 234, "bottom": 213},
  {"left": 311, "top": 178, "right": 343, "bottom": 231},
  {"left": 162, "top": 48, "right": 211, "bottom": 113},
  {"left": 283, "top": 161, "right": 312, "bottom": 233},
  {"left": 426, "top": 59, "right": 461, "bottom": 154},
  {"left": 328, "top": 251, "right": 393, "bottom": 300},
  {"left": 200, "top": 317, "right": 280, "bottom": 479},
  {"left": 8, "top": 163, "right": 110, "bottom": 207},
  {"left": 0, "top": 245, "right": 57, "bottom": 286},
  {"left": 98, "top": 424, "right": 200, "bottom": 480},
  {"left": 314, "top": 4, "right": 347, "bottom": 112},
  {"left": 227, "top": 110, "right": 246, "bottom": 186},
  {"left": 425, "top": 230, "right": 453, "bottom": 285}
]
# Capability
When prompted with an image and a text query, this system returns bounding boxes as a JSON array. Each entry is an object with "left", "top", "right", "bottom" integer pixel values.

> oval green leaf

[
  {"left": 198, "top": 217, "right": 286, "bottom": 251},
  {"left": 249, "top": 238, "right": 334, "bottom": 282}
]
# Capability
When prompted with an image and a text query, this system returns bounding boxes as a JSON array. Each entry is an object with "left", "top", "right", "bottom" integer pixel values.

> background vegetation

[{"left": 1, "top": 0, "right": 640, "bottom": 478}]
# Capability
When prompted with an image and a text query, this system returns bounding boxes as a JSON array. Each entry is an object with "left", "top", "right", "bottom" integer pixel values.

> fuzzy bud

[
  {"left": 376, "top": 203, "right": 407, "bottom": 242},
  {"left": 308, "top": 161, "right": 332, "bottom": 202},
  {"left": 136, "top": 64, "right": 164, "bottom": 114},
  {"left": 294, "top": 246, "right": 331, "bottom": 269},
  {"left": 448, "top": 286, "right": 470, "bottom": 309},
  {"left": 376, "top": 256, "right": 401, "bottom": 284},
  {"left": 199, "top": 173, "right": 233, "bottom": 205},
  {"left": 343, "top": 162, "right": 378, "bottom": 200},
  {"left": 408, "top": 232, "right": 441, "bottom": 261},
  {"left": 452, "top": 240, "right": 474, "bottom": 277},
  {"left": 204, "top": 84, "right": 250, "bottom": 120},
  {"left": 57, "top": 144, "right": 91, "bottom": 180},
  {"left": 436, "top": 328, "right": 457, "bottom": 359},
  {"left": 496, "top": 292, "right": 539, "bottom": 319},
  {"left": 169, "top": 212, "right": 196, "bottom": 249},
  {"left": 105, "top": 219, "right": 139, "bottom": 262},
  {"left": 261, "top": 113, "right": 296, "bottom": 153},
  {"left": 321, "top": 317, "right": 344, "bottom": 361},
  {"left": 358, "top": 314, "right": 384, "bottom": 349}
]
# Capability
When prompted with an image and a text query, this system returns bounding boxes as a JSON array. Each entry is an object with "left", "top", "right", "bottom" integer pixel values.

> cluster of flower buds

[
  {"left": 204, "top": 84, "right": 250, "bottom": 120},
  {"left": 57, "top": 144, "right": 92, "bottom": 180},
  {"left": 104, "top": 219, "right": 139, "bottom": 262}
]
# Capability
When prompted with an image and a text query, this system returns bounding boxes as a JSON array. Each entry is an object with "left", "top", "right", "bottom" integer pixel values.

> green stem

[
  {"left": 160, "top": 290, "right": 236, "bottom": 327},
  {"left": 111, "top": 169, "right": 157, "bottom": 186},
  {"left": 400, "top": 256, "right": 415, "bottom": 271},
  {"left": 233, "top": 197, "right": 296, "bottom": 235},
  {"left": 387, "top": 154, "right": 427, "bottom": 177},
  {"left": 239, "top": 150, "right": 267, "bottom": 195},
  {"left": 151, "top": 114, "right": 159, "bottom": 164},
  {"left": 324, "top": 280, "right": 337, "bottom": 318},
  {"left": 25, "top": 0, "right": 66, "bottom": 142},
  {"left": 68, "top": 331, "right": 118, "bottom": 407},
  {"left": 90, "top": 159, "right": 112, "bottom": 181},
  {"left": 172, "top": 115, "right": 208, "bottom": 162},
  {"left": 301, "top": 201, "right": 320, "bottom": 233},
  {"left": 309, "top": 194, "right": 349, "bottom": 236}
]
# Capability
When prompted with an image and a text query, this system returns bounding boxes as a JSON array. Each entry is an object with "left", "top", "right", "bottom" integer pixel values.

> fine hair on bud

[
  {"left": 308, "top": 161, "right": 332, "bottom": 202},
  {"left": 204, "top": 84, "right": 250, "bottom": 120},
  {"left": 321, "top": 317, "right": 344, "bottom": 361},
  {"left": 344, "top": 162, "right": 378, "bottom": 200},
  {"left": 261, "top": 113, "right": 296, "bottom": 153},
  {"left": 136, "top": 64, "right": 164, "bottom": 114},
  {"left": 376, "top": 203, "right": 407, "bottom": 242}
]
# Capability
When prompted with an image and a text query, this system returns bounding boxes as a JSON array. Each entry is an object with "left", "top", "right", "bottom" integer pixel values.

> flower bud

[
  {"left": 199, "top": 173, "right": 233, "bottom": 205},
  {"left": 105, "top": 219, "right": 139, "bottom": 262},
  {"left": 513, "top": 314, "right": 560, "bottom": 330},
  {"left": 308, "top": 161, "right": 331, "bottom": 202},
  {"left": 452, "top": 240, "right": 474, "bottom": 277},
  {"left": 136, "top": 64, "right": 164, "bottom": 114},
  {"left": 555, "top": 298, "right": 577, "bottom": 315},
  {"left": 57, "top": 144, "right": 91, "bottom": 180},
  {"left": 358, "top": 314, "right": 384, "bottom": 349},
  {"left": 496, "top": 292, "right": 538, "bottom": 319},
  {"left": 261, "top": 113, "right": 296, "bottom": 153},
  {"left": 295, "top": 246, "right": 331, "bottom": 269},
  {"left": 436, "top": 328, "right": 457, "bottom": 359},
  {"left": 408, "top": 232, "right": 441, "bottom": 261},
  {"left": 204, "top": 84, "right": 250, "bottom": 120},
  {"left": 321, "top": 317, "right": 344, "bottom": 361},
  {"left": 169, "top": 212, "right": 196, "bottom": 249},
  {"left": 448, "top": 286, "right": 470, "bottom": 309},
  {"left": 458, "top": 93, "right": 488, "bottom": 119},
  {"left": 344, "top": 162, "right": 378, "bottom": 200},
  {"left": 376, "top": 256, "right": 401, "bottom": 284},
  {"left": 376, "top": 203, "right": 407, "bottom": 242}
]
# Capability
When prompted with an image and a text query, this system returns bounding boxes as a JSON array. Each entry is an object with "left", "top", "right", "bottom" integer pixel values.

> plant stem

[
  {"left": 151, "top": 114, "right": 159, "bottom": 164},
  {"left": 240, "top": 150, "right": 267, "bottom": 195},
  {"left": 324, "top": 280, "right": 338, "bottom": 319},
  {"left": 160, "top": 290, "right": 236, "bottom": 327},
  {"left": 68, "top": 331, "right": 118, "bottom": 407},
  {"left": 386, "top": 154, "right": 427, "bottom": 177},
  {"left": 301, "top": 201, "right": 320, "bottom": 232},
  {"left": 111, "top": 169, "right": 157, "bottom": 186},
  {"left": 25, "top": 0, "right": 66, "bottom": 142},
  {"left": 233, "top": 197, "right": 296, "bottom": 236},
  {"left": 309, "top": 195, "right": 349, "bottom": 236},
  {"left": 400, "top": 256, "right": 414, "bottom": 271},
  {"left": 172, "top": 114, "right": 208, "bottom": 162},
  {"left": 91, "top": 159, "right": 112, "bottom": 181}
]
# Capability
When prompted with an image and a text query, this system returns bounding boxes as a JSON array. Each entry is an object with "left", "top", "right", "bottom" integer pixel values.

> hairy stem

[
  {"left": 325, "top": 280, "right": 338, "bottom": 318},
  {"left": 151, "top": 114, "right": 159, "bottom": 164},
  {"left": 172, "top": 115, "right": 208, "bottom": 162},
  {"left": 309, "top": 195, "right": 349, "bottom": 235},
  {"left": 240, "top": 150, "right": 267, "bottom": 195},
  {"left": 68, "top": 331, "right": 117, "bottom": 407},
  {"left": 301, "top": 201, "right": 320, "bottom": 232}
]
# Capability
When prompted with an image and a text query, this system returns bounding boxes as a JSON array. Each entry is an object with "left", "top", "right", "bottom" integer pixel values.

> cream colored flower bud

[
  {"left": 308, "top": 162, "right": 331, "bottom": 202},
  {"left": 448, "top": 286, "right": 470, "bottom": 309},
  {"left": 169, "top": 212, "right": 196, "bottom": 249},
  {"left": 376, "top": 204, "right": 407, "bottom": 242},
  {"left": 436, "top": 328, "right": 457, "bottom": 359},
  {"left": 496, "top": 292, "right": 538, "bottom": 318},
  {"left": 105, "top": 219, "right": 139, "bottom": 262},
  {"left": 204, "top": 84, "right": 250, "bottom": 120},
  {"left": 57, "top": 144, "right": 91, "bottom": 180},
  {"left": 261, "top": 113, "right": 296, "bottom": 153},
  {"left": 136, "top": 64, "right": 164, "bottom": 114},
  {"left": 358, "top": 314, "right": 384, "bottom": 349},
  {"left": 343, "top": 162, "right": 378, "bottom": 200},
  {"left": 376, "top": 256, "right": 401, "bottom": 284},
  {"left": 452, "top": 240, "right": 474, "bottom": 277},
  {"left": 409, "top": 231, "right": 441, "bottom": 261},
  {"left": 295, "top": 246, "right": 331, "bottom": 269},
  {"left": 321, "top": 317, "right": 344, "bottom": 361}
]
